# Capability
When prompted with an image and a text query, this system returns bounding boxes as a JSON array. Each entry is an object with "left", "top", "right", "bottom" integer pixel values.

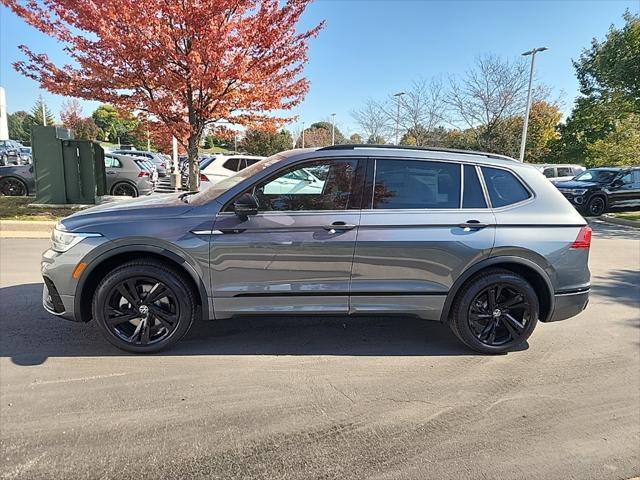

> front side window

[
  {"left": 248, "top": 159, "right": 358, "bottom": 212},
  {"left": 373, "top": 159, "right": 461, "bottom": 209},
  {"left": 557, "top": 167, "right": 574, "bottom": 177},
  {"left": 481, "top": 167, "right": 531, "bottom": 208},
  {"left": 574, "top": 169, "right": 618, "bottom": 184}
]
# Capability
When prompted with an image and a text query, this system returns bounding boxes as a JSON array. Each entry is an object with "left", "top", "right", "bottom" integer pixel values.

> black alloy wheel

[
  {"left": 93, "top": 261, "right": 196, "bottom": 353},
  {"left": 586, "top": 196, "right": 606, "bottom": 217},
  {"left": 0, "top": 177, "right": 27, "bottom": 196},
  {"left": 468, "top": 283, "right": 532, "bottom": 347},
  {"left": 450, "top": 268, "right": 539, "bottom": 354},
  {"left": 112, "top": 182, "right": 138, "bottom": 197},
  {"left": 104, "top": 276, "right": 180, "bottom": 346}
]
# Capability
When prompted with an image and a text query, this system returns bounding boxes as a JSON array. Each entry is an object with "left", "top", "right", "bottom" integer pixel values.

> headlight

[
  {"left": 51, "top": 224, "right": 102, "bottom": 252},
  {"left": 570, "top": 189, "right": 588, "bottom": 195}
]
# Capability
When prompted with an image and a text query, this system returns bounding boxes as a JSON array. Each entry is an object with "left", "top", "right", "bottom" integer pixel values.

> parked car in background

[
  {"left": 41, "top": 145, "right": 591, "bottom": 354},
  {"left": 0, "top": 164, "right": 35, "bottom": 196},
  {"left": 111, "top": 149, "right": 168, "bottom": 177},
  {"left": 199, "top": 154, "right": 265, "bottom": 186},
  {"left": 104, "top": 153, "right": 156, "bottom": 197},
  {"left": 533, "top": 164, "right": 585, "bottom": 183},
  {"left": 555, "top": 166, "right": 640, "bottom": 216}
]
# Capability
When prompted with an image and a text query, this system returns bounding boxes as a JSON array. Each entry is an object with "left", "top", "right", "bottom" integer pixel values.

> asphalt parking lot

[{"left": 0, "top": 220, "right": 638, "bottom": 480}]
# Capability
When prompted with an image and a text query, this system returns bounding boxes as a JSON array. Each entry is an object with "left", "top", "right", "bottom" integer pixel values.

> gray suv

[{"left": 41, "top": 146, "right": 591, "bottom": 354}]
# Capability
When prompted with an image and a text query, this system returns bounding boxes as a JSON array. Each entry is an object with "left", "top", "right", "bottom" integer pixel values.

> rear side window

[
  {"left": 223, "top": 158, "right": 240, "bottom": 172},
  {"left": 557, "top": 167, "right": 574, "bottom": 177},
  {"left": 463, "top": 165, "right": 487, "bottom": 208},
  {"left": 481, "top": 167, "right": 530, "bottom": 208},
  {"left": 373, "top": 159, "right": 460, "bottom": 209},
  {"left": 543, "top": 168, "right": 555, "bottom": 178}
]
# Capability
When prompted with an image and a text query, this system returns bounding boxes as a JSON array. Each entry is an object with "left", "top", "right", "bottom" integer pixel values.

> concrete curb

[
  {"left": 601, "top": 214, "right": 640, "bottom": 228},
  {"left": 0, "top": 220, "right": 56, "bottom": 238}
]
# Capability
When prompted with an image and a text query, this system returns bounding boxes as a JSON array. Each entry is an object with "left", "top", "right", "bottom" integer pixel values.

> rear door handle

[
  {"left": 323, "top": 221, "right": 356, "bottom": 232},
  {"left": 459, "top": 220, "right": 489, "bottom": 230}
]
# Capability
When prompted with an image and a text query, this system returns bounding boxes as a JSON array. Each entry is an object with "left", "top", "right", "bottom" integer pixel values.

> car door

[
  {"left": 350, "top": 159, "right": 496, "bottom": 320},
  {"left": 104, "top": 155, "right": 119, "bottom": 191},
  {"left": 608, "top": 171, "right": 639, "bottom": 208},
  {"left": 210, "top": 157, "right": 365, "bottom": 318}
]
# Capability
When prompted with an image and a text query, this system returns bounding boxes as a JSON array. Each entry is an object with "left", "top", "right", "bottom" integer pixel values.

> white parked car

[
  {"left": 533, "top": 164, "right": 585, "bottom": 183},
  {"left": 200, "top": 155, "right": 266, "bottom": 186}
]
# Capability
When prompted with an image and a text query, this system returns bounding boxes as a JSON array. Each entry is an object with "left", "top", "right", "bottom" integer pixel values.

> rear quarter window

[{"left": 481, "top": 167, "right": 531, "bottom": 208}]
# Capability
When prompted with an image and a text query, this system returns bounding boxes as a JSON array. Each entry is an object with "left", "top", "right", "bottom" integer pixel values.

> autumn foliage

[{"left": 3, "top": 0, "right": 322, "bottom": 188}]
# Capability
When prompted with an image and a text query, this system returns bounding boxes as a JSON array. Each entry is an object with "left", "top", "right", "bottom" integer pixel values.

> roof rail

[{"left": 317, "top": 144, "right": 516, "bottom": 162}]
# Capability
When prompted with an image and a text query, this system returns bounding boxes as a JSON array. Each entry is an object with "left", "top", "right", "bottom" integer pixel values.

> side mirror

[{"left": 233, "top": 192, "right": 258, "bottom": 219}]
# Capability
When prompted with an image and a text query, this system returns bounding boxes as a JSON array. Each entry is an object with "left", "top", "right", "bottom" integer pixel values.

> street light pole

[
  {"left": 331, "top": 113, "right": 336, "bottom": 146},
  {"left": 393, "top": 92, "right": 405, "bottom": 145},
  {"left": 519, "top": 47, "right": 548, "bottom": 162},
  {"left": 301, "top": 121, "right": 305, "bottom": 148}
]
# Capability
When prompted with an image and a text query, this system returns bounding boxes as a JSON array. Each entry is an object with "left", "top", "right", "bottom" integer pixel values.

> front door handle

[
  {"left": 323, "top": 221, "right": 356, "bottom": 232},
  {"left": 459, "top": 220, "right": 489, "bottom": 230}
]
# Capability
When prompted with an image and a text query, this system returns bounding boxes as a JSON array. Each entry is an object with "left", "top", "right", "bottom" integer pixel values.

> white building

[{"left": 0, "top": 87, "right": 8, "bottom": 140}]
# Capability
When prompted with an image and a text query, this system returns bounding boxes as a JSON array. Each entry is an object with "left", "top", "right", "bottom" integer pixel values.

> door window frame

[{"left": 220, "top": 157, "right": 367, "bottom": 215}]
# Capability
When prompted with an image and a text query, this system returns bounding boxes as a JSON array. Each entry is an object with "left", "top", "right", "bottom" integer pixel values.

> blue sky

[{"left": 1, "top": 0, "right": 637, "bottom": 136}]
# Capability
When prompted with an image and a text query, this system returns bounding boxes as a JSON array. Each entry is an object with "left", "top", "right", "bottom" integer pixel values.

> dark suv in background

[
  {"left": 41, "top": 146, "right": 592, "bottom": 354},
  {"left": 555, "top": 166, "right": 640, "bottom": 216}
]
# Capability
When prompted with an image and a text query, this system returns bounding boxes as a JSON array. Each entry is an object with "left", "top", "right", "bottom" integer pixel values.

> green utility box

[{"left": 32, "top": 126, "right": 107, "bottom": 204}]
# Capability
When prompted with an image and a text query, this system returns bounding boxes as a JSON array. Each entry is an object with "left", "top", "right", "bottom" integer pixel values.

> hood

[
  {"left": 554, "top": 180, "right": 599, "bottom": 189},
  {"left": 61, "top": 193, "right": 194, "bottom": 232}
]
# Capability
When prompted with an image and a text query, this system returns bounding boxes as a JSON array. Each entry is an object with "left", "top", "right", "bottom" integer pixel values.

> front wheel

[
  {"left": 585, "top": 196, "right": 606, "bottom": 217},
  {"left": 449, "top": 269, "right": 539, "bottom": 354},
  {"left": 92, "top": 260, "right": 196, "bottom": 353}
]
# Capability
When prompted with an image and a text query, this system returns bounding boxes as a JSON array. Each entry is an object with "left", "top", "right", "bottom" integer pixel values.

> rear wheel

[
  {"left": 111, "top": 182, "right": 138, "bottom": 197},
  {"left": 0, "top": 177, "right": 27, "bottom": 196},
  {"left": 585, "top": 196, "right": 606, "bottom": 216},
  {"left": 92, "top": 260, "right": 196, "bottom": 353},
  {"left": 450, "top": 269, "right": 539, "bottom": 354}
]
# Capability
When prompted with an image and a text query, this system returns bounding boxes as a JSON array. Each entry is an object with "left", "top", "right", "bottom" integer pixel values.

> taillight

[
  {"left": 138, "top": 171, "right": 149, "bottom": 177},
  {"left": 571, "top": 225, "right": 592, "bottom": 249},
  {"left": 200, "top": 173, "right": 209, "bottom": 182}
]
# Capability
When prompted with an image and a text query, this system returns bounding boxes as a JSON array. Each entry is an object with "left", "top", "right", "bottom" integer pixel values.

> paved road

[{"left": 1, "top": 221, "right": 638, "bottom": 480}]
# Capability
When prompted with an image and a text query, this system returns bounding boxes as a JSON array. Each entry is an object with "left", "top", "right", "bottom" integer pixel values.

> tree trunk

[{"left": 187, "top": 133, "right": 201, "bottom": 191}]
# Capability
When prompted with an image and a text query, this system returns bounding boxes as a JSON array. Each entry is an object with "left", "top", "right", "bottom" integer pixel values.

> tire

[
  {"left": 0, "top": 154, "right": 7, "bottom": 167},
  {"left": 111, "top": 182, "right": 138, "bottom": 197},
  {"left": 0, "top": 177, "right": 28, "bottom": 196},
  {"left": 92, "top": 260, "right": 196, "bottom": 353},
  {"left": 585, "top": 196, "right": 606, "bottom": 217},
  {"left": 449, "top": 268, "right": 539, "bottom": 354}
]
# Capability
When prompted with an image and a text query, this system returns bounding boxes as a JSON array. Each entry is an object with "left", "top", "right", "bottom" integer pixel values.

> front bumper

[
  {"left": 42, "top": 277, "right": 77, "bottom": 321},
  {"left": 545, "top": 288, "right": 590, "bottom": 322}
]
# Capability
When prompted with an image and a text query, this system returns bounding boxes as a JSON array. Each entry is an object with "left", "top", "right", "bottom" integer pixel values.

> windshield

[
  {"left": 574, "top": 169, "right": 618, "bottom": 184},
  {"left": 188, "top": 152, "right": 295, "bottom": 205}
]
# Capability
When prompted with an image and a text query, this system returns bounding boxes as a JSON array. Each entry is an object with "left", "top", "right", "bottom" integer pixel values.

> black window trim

[{"left": 220, "top": 156, "right": 367, "bottom": 215}]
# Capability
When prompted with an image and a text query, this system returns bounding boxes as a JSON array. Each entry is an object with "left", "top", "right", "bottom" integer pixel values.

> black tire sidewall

[
  {"left": 92, "top": 262, "right": 195, "bottom": 353},
  {"left": 451, "top": 270, "right": 539, "bottom": 354},
  {"left": 0, "top": 178, "right": 27, "bottom": 196}
]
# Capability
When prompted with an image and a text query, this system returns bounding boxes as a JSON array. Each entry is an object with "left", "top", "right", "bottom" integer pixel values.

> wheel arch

[
  {"left": 440, "top": 256, "right": 555, "bottom": 323},
  {"left": 75, "top": 245, "right": 209, "bottom": 323}
]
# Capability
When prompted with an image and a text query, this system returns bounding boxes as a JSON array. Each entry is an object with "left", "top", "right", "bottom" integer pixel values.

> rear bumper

[{"left": 544, "top": 288, "right": 590, "bottom": 322}]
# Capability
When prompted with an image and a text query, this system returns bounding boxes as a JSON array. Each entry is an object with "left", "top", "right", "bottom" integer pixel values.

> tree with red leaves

[{"left": 2, "top": 0, "right": 322, "bottom": 189}]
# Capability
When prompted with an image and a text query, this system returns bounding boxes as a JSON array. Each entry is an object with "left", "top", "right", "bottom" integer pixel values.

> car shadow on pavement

[
  {"left": 0, "top": 283, "right": 517, "bottom": 366},
  {"left": 591, "top": 268, "right": 640, "bottom": 311},
  {"left": 588, "top": 218, "right": 640, "bottom": 240}
]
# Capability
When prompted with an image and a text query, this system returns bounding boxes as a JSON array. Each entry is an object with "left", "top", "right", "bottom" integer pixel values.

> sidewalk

[{"left": 0, "top": 220, "right": 56, "bottom": 238}]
